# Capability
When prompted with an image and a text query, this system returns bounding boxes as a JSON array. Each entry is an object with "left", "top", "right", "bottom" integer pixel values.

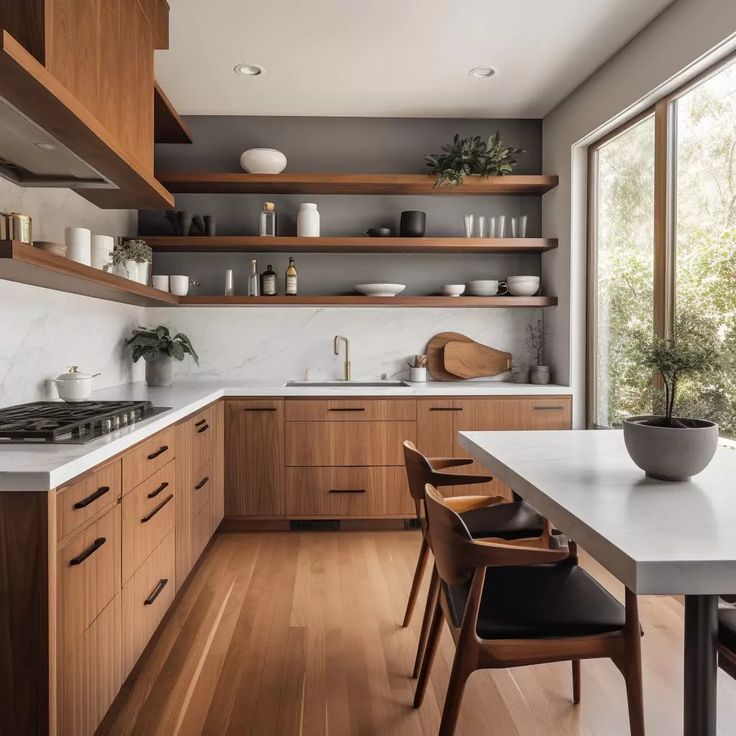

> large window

[{"left": 589, "top": 56, "right": 736, "bottom": 437}]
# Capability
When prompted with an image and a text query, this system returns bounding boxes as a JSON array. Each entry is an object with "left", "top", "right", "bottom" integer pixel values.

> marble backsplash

[{"left": 145, "top": 306, "right": 542, "bottom": 383}]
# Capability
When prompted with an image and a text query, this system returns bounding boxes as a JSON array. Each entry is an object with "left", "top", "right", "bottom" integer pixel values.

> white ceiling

[{"left": 156, "top": 0, "right": 673, "bottom": 119}]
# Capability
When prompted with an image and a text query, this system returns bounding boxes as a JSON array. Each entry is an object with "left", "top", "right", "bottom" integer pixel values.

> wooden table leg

[{"left": 684, "top": 594, "right": 718, "bottom": 736}]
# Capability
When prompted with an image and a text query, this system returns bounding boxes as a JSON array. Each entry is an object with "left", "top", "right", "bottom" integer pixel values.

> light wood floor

[{"left": 98, "top": 530, "right": 736, "bottom": 736}]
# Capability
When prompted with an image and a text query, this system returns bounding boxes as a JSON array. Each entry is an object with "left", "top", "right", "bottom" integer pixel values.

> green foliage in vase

[
  {"left": 423, "top": 132, "right": 524, "bottom": 187},
  {"left": 127, "top": 326, "right": 199, "bottom": 364},
  {"left": 632, "top": 311, "right": 720, "bottom": 426}
]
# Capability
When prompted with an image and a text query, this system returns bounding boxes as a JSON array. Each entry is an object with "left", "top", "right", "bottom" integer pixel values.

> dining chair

[
  {"left": 402, "top": 441, "right": 547, "bottom": 677},
  {"left": 416, "top": 483, "right": 645, "bottom": 736},
  {"left": 718, "top": 595, "right": 736, "bottom": 679}
]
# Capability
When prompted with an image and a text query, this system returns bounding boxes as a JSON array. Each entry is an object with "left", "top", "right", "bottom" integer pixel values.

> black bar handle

[
  {"left": 194, "top": 418, "right": 207, "bottom": 427},
  {"left": 141, "top": 494, "right": 173, "bottom": 523},
  {"left": 73, "top": 485, "right": 110, "bottom": 509},
  {"left": 243, "top": 407, "right": 276, "bottom": 412},
  {"left": 197, "top": 424, "right": 210, "bottom": 434},
  {"left": 328, "top": 488, "right": 366, "bottom": 494},
  {"left": 429, "top": 407, "right": 462, "bottom": 412},
  {"left": 147, "top": 481, "right": 169, "bottom": 499},
  {"left": 147, "top": 445, "right": 169, "bottom": 460},
  {"left": 144, "top": 578, "right": 169, "bottom": 606},
  {"left": 328, "top": 408, "right": 366, "bottom": 412},
  {"left": 533, "top": 405, "right": 565, "bottom": 411},
  {"left": 194, "top": 476, "right": 210, "bottom": 490},
  {"left": 69, "top": 537, "right": 106, "bottom": 566}
]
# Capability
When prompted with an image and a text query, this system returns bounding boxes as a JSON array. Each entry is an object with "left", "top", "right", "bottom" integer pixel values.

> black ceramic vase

[{"left": 400, "top": 210, "right": 426, "bottom": 237}]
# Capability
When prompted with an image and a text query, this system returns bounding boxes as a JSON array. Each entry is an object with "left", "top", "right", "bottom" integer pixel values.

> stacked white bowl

[
  {"left": 91, "top": 235, "right": 115, "bottom": 270},
  {"left": 507, "top": 275, "right": 540, "bottom": 296}
]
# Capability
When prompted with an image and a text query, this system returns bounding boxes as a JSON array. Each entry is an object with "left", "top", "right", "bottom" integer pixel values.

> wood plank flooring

[{"left": 97, "top": 530, "right": 736, "bottom": 735}]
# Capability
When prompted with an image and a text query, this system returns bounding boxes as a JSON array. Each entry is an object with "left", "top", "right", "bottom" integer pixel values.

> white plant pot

[
  {"left": 135, "top": 261, "right": 151, "bottom": 285},
  {"left": 530, "top": 365, "right": 551, "bottom": 384}
]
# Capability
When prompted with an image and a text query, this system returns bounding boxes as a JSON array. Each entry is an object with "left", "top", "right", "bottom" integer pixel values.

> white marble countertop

[
  {"left": 0, "top": 380, "right": 571, "bottom": 492},
  {"left": 459, "top": 429, "right": 736, "bottom": 595}
]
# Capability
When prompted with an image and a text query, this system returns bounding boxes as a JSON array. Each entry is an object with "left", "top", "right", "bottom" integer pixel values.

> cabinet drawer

[
  {"left": 285, "top": 467, "right": 413, "bottom": 517},
  {"left": 57, "top": 459, "right": 121, "bottom": 540},
  {"left": 524, "top": 398, "right": 572, "bottom": 429},
  {"left": 285, "top": 421, "right": 416, "bottom": 466},
  {"left": 122, "top": 459, "right": 176, "bottom": 583},
  {"left": 122, "top": 427, "right": 176, "bottom": 490},
  {"left": 191, "top": 461, "right": 212, "bottom": 515},
  {"left": 122, "top": 529, "right": 175, "bottom": 678},
  {"left": 285, "top": 399, "right": 416, "bottom": 422},
  {"left": 58, "top": 503, "right": 121, "bottom": 637},
  {"left": 190, "top": 405, "right": 215, "bottom": 471},
  {"left": 58, "top": 592, "right": 122, "bottom": 736}
]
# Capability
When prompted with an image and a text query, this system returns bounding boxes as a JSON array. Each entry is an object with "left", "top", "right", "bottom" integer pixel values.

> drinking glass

[
  {"left": 512, "top": 215, "right": 528, "bottom": 238},
  {"left": 476, "top": 215, "right": 486, "bottom": 238},
  {"left": 487, "top": 216, "right": 497, "bottom": 238},
  {"left": 464, "top": 214, "right": 474, "bottom": 238},
  {"left": 497, "top": 215, "right": 506, "bottom": 238}
]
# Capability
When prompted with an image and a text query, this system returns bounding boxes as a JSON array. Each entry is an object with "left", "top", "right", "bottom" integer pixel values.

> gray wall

[{"left": 140, "top": 116, "right": 545, "bottom": 296}]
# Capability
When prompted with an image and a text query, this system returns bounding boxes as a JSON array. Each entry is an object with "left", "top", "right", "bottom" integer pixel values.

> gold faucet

[{"left": 333, "top": 335, "right": 351, "bottom": 381}]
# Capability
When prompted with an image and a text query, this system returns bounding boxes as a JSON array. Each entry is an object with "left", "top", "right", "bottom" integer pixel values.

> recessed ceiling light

[
  {"left": 468, "top": 66, "right": 496, "bottom": 79},
  {"left": 234, "top": 63, "right": 264, "bottom": 76}
]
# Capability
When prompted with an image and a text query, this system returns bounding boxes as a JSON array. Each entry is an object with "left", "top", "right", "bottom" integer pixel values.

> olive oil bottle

[{"left": 285, "top": 257, "right": 297, "bottom": 295}]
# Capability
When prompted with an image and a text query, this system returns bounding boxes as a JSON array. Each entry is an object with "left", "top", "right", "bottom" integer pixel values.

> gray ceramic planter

[
  {"left": 145, "top": 355, "right": 174, "bottom": 387},
  {"left": 623, "top": 415, "right": 718, "bottom": 481}
]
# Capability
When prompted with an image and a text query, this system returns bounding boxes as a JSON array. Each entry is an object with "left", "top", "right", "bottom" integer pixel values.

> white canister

[
  {"left": 170, "top": 275, "right": 190, "bottom": 296},
  {"left": 297, "top": 203, "right": 320, "bottom": 237},
  {"left": 90, "top": 234, "right": 114, "bottom": 270},
  {"left": 65, "top": 227, "right": 91, "bottom": 266},
  {"left": 410, "top": 367, "right": 427, "bottom": 383},
  {"left": 152, "top": 275, "right": 170, "bottom": 292}
]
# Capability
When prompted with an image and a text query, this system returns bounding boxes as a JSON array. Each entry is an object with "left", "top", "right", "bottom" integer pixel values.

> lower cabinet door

[
  {"left": 285, "top": 467, "right": 414, "bottom": 517},
  {"left": 122, "top": 530, "right": 176, "bottom": 679},
  {"left": 58, "top": 593, "right": 122, "bottom": 736},
  {"left": 192, "top": 500, "right": 212, "bottom": 563}
]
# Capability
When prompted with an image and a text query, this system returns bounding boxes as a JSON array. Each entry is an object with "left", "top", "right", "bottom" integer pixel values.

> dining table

[{"left": 458, "top": 428, "right": 736, "bottom": 736}]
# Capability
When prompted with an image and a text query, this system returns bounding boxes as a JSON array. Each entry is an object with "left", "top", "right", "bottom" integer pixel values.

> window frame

[{"left": 586, "top": 52, "right": 736, "bottom": 428}]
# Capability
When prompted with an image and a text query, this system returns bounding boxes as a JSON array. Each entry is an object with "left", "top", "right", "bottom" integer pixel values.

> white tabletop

[{"left": 458, "top": 429, "right": 736, "bottom": 596}]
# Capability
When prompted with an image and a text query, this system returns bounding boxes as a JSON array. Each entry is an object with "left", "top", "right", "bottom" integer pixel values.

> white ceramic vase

[
  {"left": 297, "top": 203, "right": 320, "bottom": 237},
  {"left": 239, "top": 148, "right": 287, "bottom": 174}
]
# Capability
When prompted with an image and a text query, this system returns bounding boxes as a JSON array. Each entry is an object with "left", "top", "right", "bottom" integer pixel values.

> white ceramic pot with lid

[{"left": 51, "top": 366, "right": 101, "bottom": 402}]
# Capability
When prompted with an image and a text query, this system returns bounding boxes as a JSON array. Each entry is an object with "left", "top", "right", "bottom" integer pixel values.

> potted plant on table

[
  {"left": 127, "top": 326, "right": 198, "bottom": 387},
  {"left": 623, "top": 311, "right": 721, "bottom": 481}
]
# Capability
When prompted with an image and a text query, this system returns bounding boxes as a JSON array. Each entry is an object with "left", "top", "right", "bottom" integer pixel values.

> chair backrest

[{"left": 403, "top": 440, "right": 435, "bottom": 502}]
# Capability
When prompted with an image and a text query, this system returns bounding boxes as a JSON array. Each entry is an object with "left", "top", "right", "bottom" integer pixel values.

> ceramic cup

[
  {"left": 152, "top": 275, "right": 170, "bottom": 292},
  {"left": 507, "top": 275, "right": 540, "bottom": 296},
  {"left": 169, "top": 275, "right": 190, "bottom": 296},
  {"left": 65, "top": 226, "right": 91, "bottom": 266},
  {"left": 467, "top": 279, "right": 508, "bottom": 296},
  {"left": 409, "top": 366, "right": 427, "bottom": 382}
]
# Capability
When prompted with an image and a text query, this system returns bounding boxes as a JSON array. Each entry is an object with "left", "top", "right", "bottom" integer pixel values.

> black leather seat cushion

[
  {"left": 459, "top": 501, "right": 545, "bottom": 541},
  {"left": 444, "top": 563, "right": 626, "bottom": 639},
  {"left": 719, "top": 607, "right": 736, "bottom": 652}
]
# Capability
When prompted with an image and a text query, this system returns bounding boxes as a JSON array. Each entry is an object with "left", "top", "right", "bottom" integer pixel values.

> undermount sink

[{"left": 285, "top": 380, "right": 409, "bottom": 387}]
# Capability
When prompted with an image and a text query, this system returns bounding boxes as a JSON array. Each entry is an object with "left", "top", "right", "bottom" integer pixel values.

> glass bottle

[
  {"left": 259, "top": 202, "right": 277, "bottom": 236},
  {"left": 262, "top": 264, "right": 277, "bottom": 296},
  {"left": 285, "top": 257, "right": 297, "bottom": 295},
  {"left": 248, "top": 259, "right": 260, "bottom": 296}
]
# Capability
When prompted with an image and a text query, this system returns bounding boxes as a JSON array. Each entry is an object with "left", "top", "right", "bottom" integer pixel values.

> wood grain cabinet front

[
  {"left": 191, "top": 404, "right": 216, "bottom": 473},
  {"left": 121, "top": 459, "right": 176, "bottom": 583},
  {"left": 524, "top": 398, "right": 572, "bottom": 429},
  {"left": 225, "top": 400, "right": 285, "bottom": 517},
  {"left": 122, "top": 426, "right": 176, "bottom": 490},
  {"left": 285, "top": 399, "right": 417, "bottom": 422}
]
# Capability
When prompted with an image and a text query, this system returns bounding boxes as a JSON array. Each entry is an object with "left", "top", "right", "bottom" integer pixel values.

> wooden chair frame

[{"left": 416, "top": 484, "right": 645, "bottom": 736}]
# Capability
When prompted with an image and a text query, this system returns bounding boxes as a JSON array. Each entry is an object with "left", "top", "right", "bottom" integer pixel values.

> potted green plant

[
  {"left": 526, "top": 318, "right": 550, "bottom": 384},
  {"left": 109, "top": 239, "right": 152, "bottom": 284},
  {"left": 127, "top": 325, "right": 198, "bottom": 387},
  {"left": 623, "top": 311, "right": 720, "bottom": 481},
  {"left": 423, "top": 131, "right": 524, "bottom": 187}
]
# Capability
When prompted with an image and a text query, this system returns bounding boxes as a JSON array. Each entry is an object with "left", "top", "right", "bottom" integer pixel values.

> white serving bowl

[
  {"left": 507, "top": 275, "right": 540, "bottom": 296},
  {"left": 468, "top": 279, "right": 501, "bottom": 296},
  {"left": 355, "top": 283, "right": 406, "bottom": 297},
  {"left": 441, "top": 284, "right": 466, "bottom": 297},
  {"left": 239, "top": 148, "right": 287, "bottom": 174}
]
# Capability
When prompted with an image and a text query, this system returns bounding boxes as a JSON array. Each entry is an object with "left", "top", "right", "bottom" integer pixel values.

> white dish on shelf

[
  {"left": 441, "top": 284, "right": 466, "bottom": 297},
  {"left": 354, "top": 283, "right": 406, "bottom": 297},
  {"left": 239, "top": 148, "right": 287, "bottom": 174},
  {"left": 468, "top": 279, "right": 503, "bottom": 296},
  {"left": 507, "top": 275, "right": 540, "bottom": 296}
]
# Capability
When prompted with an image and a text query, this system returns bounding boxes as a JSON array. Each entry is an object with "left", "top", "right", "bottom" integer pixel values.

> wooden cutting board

[
  {"left": 443, "top": 340, "right": 512, "bottom": 379},
  {"left": 426, "top": 332, "right": 473, "bottom": 381}
]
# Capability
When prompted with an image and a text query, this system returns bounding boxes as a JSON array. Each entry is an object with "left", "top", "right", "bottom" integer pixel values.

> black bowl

[{"left": 365, "top": 227, "right": 393, "bottom": 237}]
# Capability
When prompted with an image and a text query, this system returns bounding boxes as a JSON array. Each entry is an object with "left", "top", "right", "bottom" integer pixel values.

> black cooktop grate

[{"left": 0, "top": 400, "right": 155, "bottom": 442}]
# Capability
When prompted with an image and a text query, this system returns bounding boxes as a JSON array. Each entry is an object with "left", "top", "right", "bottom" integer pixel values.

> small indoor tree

[{"left": 634, "top": 310, "right": 720, "bottom": 428}]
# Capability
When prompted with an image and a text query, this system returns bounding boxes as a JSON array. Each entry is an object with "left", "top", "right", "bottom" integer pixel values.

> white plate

[{"left": 354, "top": 283, "right": 406, "bottom": 297}]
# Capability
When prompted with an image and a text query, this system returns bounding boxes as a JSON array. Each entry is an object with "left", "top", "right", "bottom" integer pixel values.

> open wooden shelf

[
  {"left": 145, "top": 235, "right": 558, "bottom": 254},
  {"left": 177, "top": 295, "right": 557, "bottom": 308},
  {"left": 0, "top": 241, "right": 178, "bottom": 306},
  {"left": 155, "top": 172, "right": 558, "bottom": 196}
]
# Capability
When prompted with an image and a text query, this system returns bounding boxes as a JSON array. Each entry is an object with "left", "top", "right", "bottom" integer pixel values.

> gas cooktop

[{"left": 0, "top": 400, "right": 170, "bottom": 444}]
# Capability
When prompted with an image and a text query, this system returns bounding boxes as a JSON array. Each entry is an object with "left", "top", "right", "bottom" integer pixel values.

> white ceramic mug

[
  {"left": 169, "top": 275, "right": 190, "bottom": 296},
  {"left": 152, "top": 275, "right": 170, "bottom": 292},
  {"left": 468, "top": 279, "right": 508, "bottom": 296},
  {"left": 65, "top": 227, "right": 91, "bottom": 266}
]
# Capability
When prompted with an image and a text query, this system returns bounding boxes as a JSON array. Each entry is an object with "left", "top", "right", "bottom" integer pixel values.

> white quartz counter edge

[{"left": 0, "top": 381, "right": 572, "bottom": 491}]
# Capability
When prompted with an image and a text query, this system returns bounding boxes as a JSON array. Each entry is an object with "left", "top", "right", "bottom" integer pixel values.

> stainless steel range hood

[{"left": 0, "top": 95, "right": 113, "bottom": 189}]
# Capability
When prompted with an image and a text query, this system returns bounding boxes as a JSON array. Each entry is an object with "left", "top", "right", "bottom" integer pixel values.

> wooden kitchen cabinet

[
  {"left": 226, "top": 399, "right": 285, "bottom": 517},
  {"left": 416, "top": 400, "right": 458, "bottom": 457},
  {"left": 210, "top": 400, "right": 225, "bottom": 533}
]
